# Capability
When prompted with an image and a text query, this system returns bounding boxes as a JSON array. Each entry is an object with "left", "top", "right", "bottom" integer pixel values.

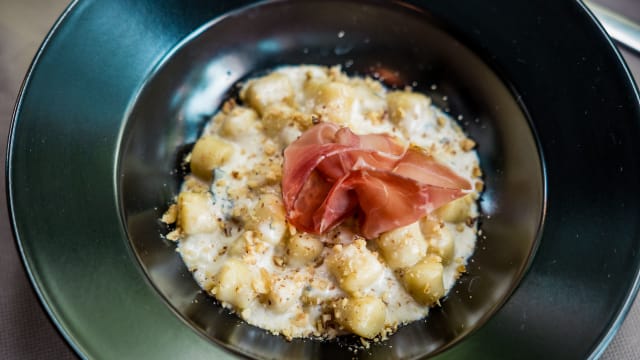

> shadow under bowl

[{"left": 118, "top": 1, "right": 544, "bottom": 358}]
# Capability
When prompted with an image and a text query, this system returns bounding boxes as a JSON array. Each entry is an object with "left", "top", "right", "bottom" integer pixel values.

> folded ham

[{"left": 282, "top": 123, "right": 472, "bottom": 239}]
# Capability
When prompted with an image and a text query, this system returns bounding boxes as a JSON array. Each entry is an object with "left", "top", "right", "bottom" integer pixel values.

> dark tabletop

[{"left": 1, "top": 1, "right": 639, "bottom": 359}]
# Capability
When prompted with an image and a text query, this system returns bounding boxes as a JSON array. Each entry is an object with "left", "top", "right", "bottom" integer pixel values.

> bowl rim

[{"left": 7, "top": 0, "right": 82, "bottom": 356}]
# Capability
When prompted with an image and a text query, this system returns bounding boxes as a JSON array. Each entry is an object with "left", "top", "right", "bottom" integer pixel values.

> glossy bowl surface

[{"left": 8, "top": 0, "right": 640, "bottom": 359}]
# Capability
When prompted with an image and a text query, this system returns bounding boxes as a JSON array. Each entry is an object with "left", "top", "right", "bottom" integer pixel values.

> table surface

[{"left": 1, "top": 1, "right": 639, "bottom": 359}]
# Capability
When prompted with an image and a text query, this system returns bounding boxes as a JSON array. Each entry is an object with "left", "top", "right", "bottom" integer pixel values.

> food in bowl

[{"left": 162, "top": 65, "right": 483, "bottom": 340}]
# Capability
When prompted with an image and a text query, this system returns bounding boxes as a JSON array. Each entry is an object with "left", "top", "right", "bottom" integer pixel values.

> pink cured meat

[{"left": 282, "top": 123, "right": 472, "bottom": 239}]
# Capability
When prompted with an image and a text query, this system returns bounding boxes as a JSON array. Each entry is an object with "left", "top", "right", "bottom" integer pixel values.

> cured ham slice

[{"left": 282, "top": 123, "right": 472, "bottom": 239}]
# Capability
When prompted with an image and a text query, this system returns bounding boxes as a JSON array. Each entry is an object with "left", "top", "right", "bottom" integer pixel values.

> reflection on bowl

[{"left": 118, "top": 0, "right": 544, "bottom": 358}]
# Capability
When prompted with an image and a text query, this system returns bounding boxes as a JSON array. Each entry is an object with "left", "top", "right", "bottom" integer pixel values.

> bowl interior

[{"left": 118, "top": 1, "right": 545, "bottom": 358}]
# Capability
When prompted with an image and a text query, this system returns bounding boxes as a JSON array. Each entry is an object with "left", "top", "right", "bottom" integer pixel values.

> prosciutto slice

[{"left": 282, "top": 123, "right": 472, "bottom": 239}]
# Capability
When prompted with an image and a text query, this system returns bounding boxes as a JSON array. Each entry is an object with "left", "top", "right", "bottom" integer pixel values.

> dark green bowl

[{"left": 8, "top": 0, "right": 640, "bottom": 359}]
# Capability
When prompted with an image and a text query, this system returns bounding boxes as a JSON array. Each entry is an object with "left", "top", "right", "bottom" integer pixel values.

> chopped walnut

[
  {"left": 460, "top": 138, "right": 476, "bottom": 152},
  {"left": 161, "top": 204, "right": 178, "bottom": 224}
]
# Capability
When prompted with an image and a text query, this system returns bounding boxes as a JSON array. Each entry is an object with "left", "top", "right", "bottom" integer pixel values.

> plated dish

[
  {"left": 164, "top": 65, "right": 483, "bottom": 340},
  {"left": 7, "top": 0, "right": 640, "bottom": 359}
]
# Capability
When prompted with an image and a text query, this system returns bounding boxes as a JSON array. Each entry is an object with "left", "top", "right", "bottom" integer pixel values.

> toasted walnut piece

[
  {"left": 165, "top": 229, "right": 181, "bottom": 241},
  {"left": 161, "top": 204, "right": 178, "bottom": 224},
  {"left": 246, "top": 158, "right": 283, "bottom": 188},
  {"left": 460, "top": 138, "right": 476, "bottom": 152},
  {"left": 472, "top": 165, "right": 483, "bottom": 178}
]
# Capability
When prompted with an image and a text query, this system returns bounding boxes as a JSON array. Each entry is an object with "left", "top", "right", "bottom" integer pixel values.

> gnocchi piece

[
  {"left": 376, "top": 222, "right": 428, "bottom": 269},
  {"left": 190, "top": 135, "right": 234, "bottom": 181},
  {"left": 267, "top": 275, "right": 302, "bottom": 313},
  {"left": 419, "top": 215, "right": 442, "bottom": 238},
  {"left": 219, "top": 107, "right": 261, "bottom": 139},
  {"left": 253, "top": 193, "right": 286, "bottom": 221},
  {"left": 333, "top": 296, "right": 387, "bottom": 339},
  {"left": 434, "top": 194, "right": 474, "bottom": 223},
  {"left": 261, "top": 104, "right": 313, "bottom": 137},
  {"left": 326, "top": 239, "right": 383, "bottom": 295},
  {"left": 228, "top": 231, "right": 269, "bottom": 263},
  {"left": 212, "top": 258, "right": 261, "bottom": 309},
  {"left": 427, "top": 226, "right": 455, "bottom": 265},
  {"left": 306, "top": 80, "right": 355, "bottom": 125},
  {"left": 249, "top": 193, "right": 288, "bottom": 245},
  {"left": 286, "top": 233, "right": 324, "bottom": 267},
  {"left": 261, "top": 104, "right": 295, "bottom": 136},
  {"left": 227, "top": 232, "right": 248, "bottom": 257},
  {"left": 386, "top": 91, "right": 432, "bottom": 123},
  {"left": 401, "top": 256, "right": 445, "bottom": 306},
  {"left": 177, "top": 192, "right": 217, "bottom": 235},
  {"left": 279, "top": 126, "right": 303, "bottom": 147},
  {"left": 242, "top": 73, "right": 294, "bottom": 115},
  {"left": 352, "top": 81, "right": 385, "bottom": 107}
]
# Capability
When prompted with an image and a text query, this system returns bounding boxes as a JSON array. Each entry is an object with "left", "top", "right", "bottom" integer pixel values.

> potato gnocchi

[{"left": 163, "top": 65, "right": 483, "bottom": 340}]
